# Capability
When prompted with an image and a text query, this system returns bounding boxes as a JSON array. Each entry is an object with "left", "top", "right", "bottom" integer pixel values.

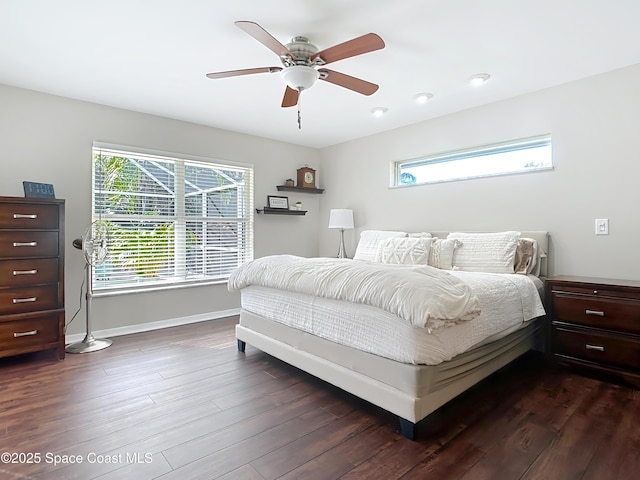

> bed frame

[{"left": 236, "top": 231, "right": 549, "bottom": 440}]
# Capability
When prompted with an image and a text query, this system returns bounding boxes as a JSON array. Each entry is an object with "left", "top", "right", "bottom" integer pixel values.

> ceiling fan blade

[
  {"left": 281, "top": 86, "right": 299, "bottom": 108},
  {"left": 206, "top": 67, "right": 281, "bottom": 79},
  {"left": 311, "top": 33, "right": 384, "bottom": 65},
  {"left": 318, "top": 69, "right": 379, "bottom": 96},
  {"left": 235, "top": 21, "right": 295, "bottom": 60}
]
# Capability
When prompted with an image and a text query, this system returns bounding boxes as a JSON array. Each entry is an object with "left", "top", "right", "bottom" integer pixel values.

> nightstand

[{"left": 546, "top": 276, "right": 640, "bottom": 387}]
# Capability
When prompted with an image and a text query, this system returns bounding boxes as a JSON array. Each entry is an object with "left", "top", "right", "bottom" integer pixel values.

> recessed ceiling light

[
  {"left": 415, "top": 93, "right": 434, "bottom": 104},
  {"left": 370, "top": 107, "right": 388, "bottom": 117},
  {"left": 469, "top": 73, "right": 490, "bottom": 86}
]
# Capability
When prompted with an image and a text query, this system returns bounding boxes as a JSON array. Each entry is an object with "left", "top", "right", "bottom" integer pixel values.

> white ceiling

[{"left": 2, "top": 1, "right": 640, "bottom": 149}]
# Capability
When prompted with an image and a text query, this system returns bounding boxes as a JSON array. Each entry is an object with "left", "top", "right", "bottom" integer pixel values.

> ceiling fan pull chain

[{"left": 297, "top": 93, "right": 302, "bottom": 129}]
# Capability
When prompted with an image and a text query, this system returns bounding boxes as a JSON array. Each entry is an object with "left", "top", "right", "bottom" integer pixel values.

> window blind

[{"left": 91, "top": 144, "right": 254, "bottom": 293}]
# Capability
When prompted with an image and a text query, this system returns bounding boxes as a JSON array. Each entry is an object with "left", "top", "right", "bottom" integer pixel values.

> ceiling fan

[{"left": 206, "top": 21, "right": 385, "bottom": 121}]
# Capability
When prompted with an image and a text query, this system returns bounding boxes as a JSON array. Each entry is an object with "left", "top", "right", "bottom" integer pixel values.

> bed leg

[
  {"left": 237, "top": 339, "right": 246, "bottom": 352},
  {"left": 399, "top": 418, "right": 415, "bottom": 440}
]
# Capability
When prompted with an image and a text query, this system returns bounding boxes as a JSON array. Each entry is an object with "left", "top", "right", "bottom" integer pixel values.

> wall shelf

[
  {"left": 256, "top": 208, "right": 307, "bottom": 215},
  {"left": 276, "top": 185, "right": 324, "bottom": 194}
]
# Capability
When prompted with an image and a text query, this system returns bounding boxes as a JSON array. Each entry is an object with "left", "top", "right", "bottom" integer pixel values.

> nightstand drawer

[
  {"left": 554, "top": 327, "right": 640, "bottom": 371},
  {"left": 0, "top": 258, "right": 59, "bottom": 287},
  {"left": 552, "top": 284, "right": 640, "bottom": 302},
  {"left": 0, "top": 285, "right": 59, "bottom": 315},
  {"left": 552, "top": 294, "right": 640, "bottom": 335},
  {"left": 0, "top": 316, "right": 59, "bottom": 351}
]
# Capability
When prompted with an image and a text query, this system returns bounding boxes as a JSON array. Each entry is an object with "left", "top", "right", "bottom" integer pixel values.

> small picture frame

[{"left": 267, "top": 195, "right": 289, "bottom": 209}]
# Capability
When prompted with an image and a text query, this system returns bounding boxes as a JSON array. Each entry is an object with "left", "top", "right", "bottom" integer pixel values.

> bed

[{"left": 229, "top": 230, "right": 549, "bottom": 439}]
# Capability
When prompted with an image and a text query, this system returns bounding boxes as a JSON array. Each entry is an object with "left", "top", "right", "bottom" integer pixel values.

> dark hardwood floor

[{"left": 1, "top": 316, "right": 639, "bottom": 479}]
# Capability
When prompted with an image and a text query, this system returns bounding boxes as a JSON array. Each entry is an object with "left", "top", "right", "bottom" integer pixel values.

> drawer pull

[
  {"left": 13, "top": 269, "right": 38, "bottom": 276},
  {"left": 12, "top": 242, "right": 38, "bottom": 247},
  {"left": 12, "top": 297, "right": 37, "bottom": 304},
  {"left": 585, "top": 309, "right": 604, "bottom": 316},
  {"left": 14, "top": 330, "right": 38, "bottom": 338},
  {"left": 13, "top": 213, "right": 38, "bottom": 219},
  {"left": 585, "top": 344, "right": 605, "bottom": 352}
]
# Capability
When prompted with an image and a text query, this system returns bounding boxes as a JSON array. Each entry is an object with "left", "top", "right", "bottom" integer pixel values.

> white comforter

[{"left": 228, "top": 255, "right": 481, "bottom": 331}]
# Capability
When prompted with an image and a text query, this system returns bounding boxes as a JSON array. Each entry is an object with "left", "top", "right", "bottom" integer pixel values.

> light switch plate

[{"left": 595, "top": 219, "right": 609, "bottom": 235}]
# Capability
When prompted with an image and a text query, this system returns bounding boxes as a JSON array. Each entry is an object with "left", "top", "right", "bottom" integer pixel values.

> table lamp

[{"left": 328, "top": 209, "right": 354, "bottom": 258}]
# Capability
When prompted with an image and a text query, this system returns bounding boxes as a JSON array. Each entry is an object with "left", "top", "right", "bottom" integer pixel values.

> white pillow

[
  {"left": 353, "top": 230, "right": 407, "bottom": 262},
  {"left": 427, "top": 238, "right": 461, "bottom": 270},
  {"left": 376, "top": 237, "right": 433, "bottom": 265},
  {"left": 447, "top": 231, "right": 521, "bottom": 273}
]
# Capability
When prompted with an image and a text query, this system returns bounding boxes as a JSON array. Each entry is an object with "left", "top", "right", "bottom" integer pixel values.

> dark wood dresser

[
  {"left": 0, "top": 196, "right": 65, "bottom": 359},
  {"left": 546, "top": 275, "right": 640, "bottom": 387}
]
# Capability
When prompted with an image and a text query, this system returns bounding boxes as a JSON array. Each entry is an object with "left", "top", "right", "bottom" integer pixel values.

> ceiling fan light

[{"left": 280, "top": 65, "right": 319, "bottom": 91}]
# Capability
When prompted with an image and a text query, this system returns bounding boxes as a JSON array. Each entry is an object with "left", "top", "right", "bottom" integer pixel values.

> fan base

[{"left": 65, "top": 336, "right": 112, "bottom": 354}]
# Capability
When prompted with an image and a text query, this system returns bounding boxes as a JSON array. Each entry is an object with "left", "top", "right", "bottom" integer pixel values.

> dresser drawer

[
  {"left": 552, "top": 293, "right": 640, "bottom": 335},
  {"left": 0, "top": 231, "right": 59, "bottom": 259},
  {"left": 554, "top": 327, "right": 640, "bottom": 371},
  {"left": 0, "top": 203, "right": 60, "bottom": 229},
  {"left": 0, "top": 258, "right": 59, "bottom": 287},
  {"left": 0, "top": 316, "right": 59, "bottom": 351},
  {"left": 0, "top": 285, "right": 59, "bottom": 315}
]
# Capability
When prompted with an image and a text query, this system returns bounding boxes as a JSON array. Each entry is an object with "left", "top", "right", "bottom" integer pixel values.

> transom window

[
  {"left": 91, "top": 144, "right": 253, "bottom": 294},
  {"left": 392, "top": 134, "right": 553, "bottom": 187}
]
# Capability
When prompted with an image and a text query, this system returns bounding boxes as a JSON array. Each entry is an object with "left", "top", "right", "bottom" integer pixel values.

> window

[
  {"left": 393, "top": 134, "right": 553, "bottom": 187},
  {"left": 91, "top": 144, "right": 253, "bottom": 294}
]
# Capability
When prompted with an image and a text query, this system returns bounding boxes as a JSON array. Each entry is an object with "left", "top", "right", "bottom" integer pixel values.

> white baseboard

[{"left": 65, "top": 308, "right": 241, "bottom": 344}]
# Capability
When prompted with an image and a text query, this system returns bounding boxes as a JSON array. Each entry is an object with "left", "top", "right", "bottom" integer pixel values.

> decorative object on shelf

[
  {"left": 297, "top": 166, "right": 317, "bottom": 189},
  {"left": 328, "top": 209, "right": 354, "bottom": 258},
  {"left": 267, "top": 195, "right": 289, "bottom": 209},
  {"left": 285, "top": 178, "right": 295, "bottom": 186},
  {"left": 23, "top": 181, "right": 56, "bottom": 198},
  {"left": 295, "top": 201, "right": 303, "bottom": 210}
]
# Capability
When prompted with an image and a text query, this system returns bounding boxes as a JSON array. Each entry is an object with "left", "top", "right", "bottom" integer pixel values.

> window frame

[
  {"left": 391, "top": 134, "right": 553, "bottom": 187},
  {"left": 91, "top": 142, "right": 254, "bottom": 296}
]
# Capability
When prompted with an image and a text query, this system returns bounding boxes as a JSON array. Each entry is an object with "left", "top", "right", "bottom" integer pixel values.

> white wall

[
  {"left": 0, "top": 84, "right": 320, "bottom": 334},
  {"left": 318, "top": 64, "right": 640, "bottom": 279},
  {"left": 3, "top": 63, "right": 639, "bottom": 336}
]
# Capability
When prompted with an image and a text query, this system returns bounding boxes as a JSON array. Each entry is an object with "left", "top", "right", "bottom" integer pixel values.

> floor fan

[{"left": 66, "top": 221, "right": 113, "bottom": 353}]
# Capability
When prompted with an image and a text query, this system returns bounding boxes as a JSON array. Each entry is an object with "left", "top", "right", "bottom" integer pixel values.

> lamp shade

[{"left": 328, "top": 209, "right": 354, "bottom": 229}]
